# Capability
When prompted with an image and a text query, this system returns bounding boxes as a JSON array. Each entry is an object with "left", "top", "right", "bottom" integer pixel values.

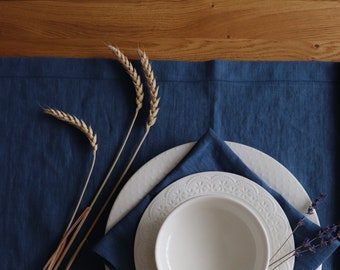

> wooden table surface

[{"left": 1, "top": 0, "right": 340, "bottom": 61}]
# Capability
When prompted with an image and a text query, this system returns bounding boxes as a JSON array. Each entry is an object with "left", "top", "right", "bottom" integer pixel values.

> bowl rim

[{"left": 155, "top": 194, "right": 270, "bottom": 270}]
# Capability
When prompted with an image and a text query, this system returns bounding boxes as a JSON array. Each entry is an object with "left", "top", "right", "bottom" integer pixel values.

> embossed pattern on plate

[
  {"left": 106, "top": 142, "right": 321, "bottom": 270},
  {"left": 134, "top": 172, "right": 295, "bottom": 270},
  {"left": 106, "top": 142, "right": 320, "bottom": 231}
]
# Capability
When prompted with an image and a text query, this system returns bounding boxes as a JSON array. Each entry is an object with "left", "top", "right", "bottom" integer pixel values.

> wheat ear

[
  {"left": 138, "top": 48, "right": 160, "bottom": 129},
  {"left": 108, "top": 45, "right": 144, "bottom": 110},
  {"left": 44, "top": 108, "right": 98, "bottom": 152},
  {"left": 65, "top": 49, "right": 160, "bottom": 270},
  {"left": 52, "top": 47, "right": 147, "bottom": 269},
  {"left": 43, "top": 108, "right": 97, "bottom": 269}
]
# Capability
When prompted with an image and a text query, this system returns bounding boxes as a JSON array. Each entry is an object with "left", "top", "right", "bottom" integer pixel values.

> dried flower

[
  {"left": 269, "top": 195, "right": 339, "bottom": 269},
  {"left": 297, "top": 219, "right": 305, "bottom": 228},
  {"left": 307, "top": 194, "right": 326, "bottom": 215},
  {"left": 294, "top": 250, "right": 302, "bottom": 257},
  {"left": 270, "top": 224, "right": 339, "bottom": 269},
  {"left": 53, "top": 47, "right": 160, "bottom": 270},
  {"left": 302, "top": 238, "right": 312, "bottom": 248},
  {"left": 43, "top": 108, "right": 98, "bottom": 270}
]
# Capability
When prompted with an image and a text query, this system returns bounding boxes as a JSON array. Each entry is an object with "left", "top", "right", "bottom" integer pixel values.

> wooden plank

[{"left": 1, "top": 0, "right": 340, "bottom": 61}]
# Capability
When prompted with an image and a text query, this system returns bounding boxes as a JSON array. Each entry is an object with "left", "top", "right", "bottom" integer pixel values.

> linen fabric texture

[{"left": 0, "top": 58, "right": 339, "bottom": 269}]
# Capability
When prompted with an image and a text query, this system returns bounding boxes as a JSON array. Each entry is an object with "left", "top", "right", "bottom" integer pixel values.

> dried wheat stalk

[
  {"left": 90, "top": 45, "right": 145, "bottom": 203},
  {"left": 64, "top": 48, "right": 160, "bottom": 270},
  {"left": 52, "top": 47, "right": 149, "bottom": 269},
  {"left": 43, "top": 108, "right": 97, "bottom": 270},
  {"left": 44, "top": 109, "right": 97, "bottom": 230}
]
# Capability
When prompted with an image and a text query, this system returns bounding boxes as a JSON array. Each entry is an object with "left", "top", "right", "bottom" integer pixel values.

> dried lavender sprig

[
  {"left": 270, "top": 194, "right": 326, "bottom": 262},
  {"left": 272, "top": 237, "right": 327, "bottom": 270},
  {"left": 270, "top": 224, "right": 339, "bottom": 269},
  {"left": 307, "top": 194, "right": 326, "bottom": 215}
]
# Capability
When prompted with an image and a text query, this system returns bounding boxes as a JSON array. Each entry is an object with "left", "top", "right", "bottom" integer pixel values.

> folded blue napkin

[{"left": 94, "top": 129, "right": 339, "bottom": 270}]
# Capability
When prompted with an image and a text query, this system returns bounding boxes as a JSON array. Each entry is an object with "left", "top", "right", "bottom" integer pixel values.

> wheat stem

[
  {"left": 43, "top": 108, "right": 98, "bottom": 269},
  {"left": 52, "top": 108, "right": 139, "bottom": 270},
  {"left": 43, "top": 207, "right": 91, "bottom": 270},
  {"left": 85, "top": 46, "right": 144, "bottom": 205},
  {"left": 66, "top": 151, "right": 97, "bottom": 232},
  {"left": 44, "top": 108, "right": 98, "bottom": 230},
  {"left": 52, "top": 207, "right": 92, "bottom": 270},
  {"left": 65, "top": 126, "right": 151, "bottom": 270},
  {"left": 64, "top": 49, "right": 160, "bottom": 269},
  {"left": 51, "top": 47, "right": 146, "bottom": 269}
]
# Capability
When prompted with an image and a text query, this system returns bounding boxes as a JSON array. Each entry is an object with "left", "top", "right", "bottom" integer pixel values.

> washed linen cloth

[
  {"left": 0, "top": 58, "right": 339, "bottom": 270},
  {"left": 94, "top": 129, "right": 339, "bottom": 270}
]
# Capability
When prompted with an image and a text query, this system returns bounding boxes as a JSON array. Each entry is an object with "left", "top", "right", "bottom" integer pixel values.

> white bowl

[{"left": 155, "top": 195, "right": 269, "bottom": 270}]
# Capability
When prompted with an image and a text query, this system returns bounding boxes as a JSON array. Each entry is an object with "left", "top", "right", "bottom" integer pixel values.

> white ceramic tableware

[
  {"left": 155, "top": 195, "right": 270, "bottom": 270},
  {"left": 105, "top": 142, "right": 322, "bottom": 270},
  {"left": 107, "top": 142, "right": 320, "bottom": 229},
  {"left": 135, "top": 172, "right": 294, "bottom": 270}
]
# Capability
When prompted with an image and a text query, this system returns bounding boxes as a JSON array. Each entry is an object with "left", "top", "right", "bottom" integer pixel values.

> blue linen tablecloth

[{"left": 0, "top": 57, "right": 339, "bottom": 269}]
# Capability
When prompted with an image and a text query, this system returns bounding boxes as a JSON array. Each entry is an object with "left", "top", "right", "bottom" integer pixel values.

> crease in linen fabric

[{"left": 0, "top": 58, "right": 339, "bottom": 269}]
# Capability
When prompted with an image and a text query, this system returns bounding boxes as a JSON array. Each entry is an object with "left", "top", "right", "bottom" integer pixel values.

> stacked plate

[{"left": 105, "top": 142, "right": 321, "bottom": 270}]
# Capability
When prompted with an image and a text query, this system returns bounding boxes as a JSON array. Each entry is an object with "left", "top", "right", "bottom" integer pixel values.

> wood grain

[{"left": 1, "top": 0, "right": 340, "bottom": 61}]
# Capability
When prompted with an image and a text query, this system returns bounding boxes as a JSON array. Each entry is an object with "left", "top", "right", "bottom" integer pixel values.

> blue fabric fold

[{"left": 94, "top": 129, "right": 339, "bottom": 270}]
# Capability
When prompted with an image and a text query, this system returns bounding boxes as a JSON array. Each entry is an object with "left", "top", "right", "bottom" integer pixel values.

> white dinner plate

[
  {"left": 105, "top": 141, "right": 321, "bottom": 270},
  {"left": 155, "top": 194, "right": 270, "bottom": 270},
  {"left": 135, "top": 172, "right": 293, "bottom": 270}
]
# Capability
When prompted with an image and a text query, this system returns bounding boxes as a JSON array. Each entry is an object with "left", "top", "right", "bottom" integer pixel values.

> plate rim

[
  {"left": 105, "top": 141, "right": 321, "bottom": 270},
  {"left": 135, "top": 171, "right": 294, "bottom": 270},
  {"left": 106, "top": 141, "right": 320, "bottom": 230}
]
